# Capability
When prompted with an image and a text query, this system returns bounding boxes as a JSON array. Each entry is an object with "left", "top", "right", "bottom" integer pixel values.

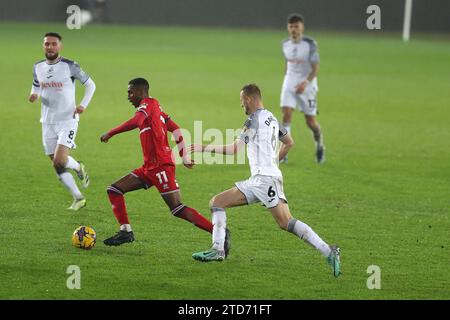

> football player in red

[{"left": 100, "top": 78, "right": 230, "bottom": 253}]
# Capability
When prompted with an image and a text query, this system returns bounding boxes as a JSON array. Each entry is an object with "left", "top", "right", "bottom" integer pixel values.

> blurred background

[{"left": 1, "top": 0, "right": 450, "bottom": 33}]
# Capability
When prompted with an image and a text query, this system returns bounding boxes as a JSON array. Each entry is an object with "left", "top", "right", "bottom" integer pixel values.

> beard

[{"left": 45, "top": 52, "right": 59, "bottom": 61}]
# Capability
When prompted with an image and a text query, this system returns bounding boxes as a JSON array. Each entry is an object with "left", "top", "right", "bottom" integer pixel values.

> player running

[
  {"left": 100, "top": 78, "right": 230, "bottom": 252},
  {"left": 280, "top": 13, "right": 325, "bottom": 164},
  {"left": 29, "top": 32, "right": 95, "bottom": 210},
  {"left": 190, "top": 84, "right": 340, "bottom": 277}
]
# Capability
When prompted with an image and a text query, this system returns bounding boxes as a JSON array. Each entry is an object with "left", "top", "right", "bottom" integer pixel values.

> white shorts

[
  {"left": 42, "top": 120, "right": 78, "bottom": 155},
  {"left": 235, "top": 175, "right": 287, "bottom": 209},
  {"left": 280, "top": 84, "right": 318, "bottom": 116}
]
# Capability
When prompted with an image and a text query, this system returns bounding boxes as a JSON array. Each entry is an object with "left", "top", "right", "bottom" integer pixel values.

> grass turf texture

[{"left": 0, "top": 23, "right": 449, "bottom": 299}]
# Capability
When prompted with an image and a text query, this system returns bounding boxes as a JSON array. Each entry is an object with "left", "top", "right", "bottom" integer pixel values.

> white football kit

[
  {"left": 31, "top": 57, "right": 95, "bottom": 155},
  {"left": 280, "top": 36, "right": 320, "bottom": 116},
  {"left": 236, "top": 108, "right": 288, "bottom": 209}
]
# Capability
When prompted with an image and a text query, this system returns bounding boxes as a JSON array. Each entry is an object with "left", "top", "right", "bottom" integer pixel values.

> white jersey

[
  {"left": 238, "top": 108, "right": 288, "bottom": 178},
  {"left": 282, "top": 36, "right": 319, "bottom": 91},
  {"left": 32, "top": 57, "right": 90, "bottom": 124}
]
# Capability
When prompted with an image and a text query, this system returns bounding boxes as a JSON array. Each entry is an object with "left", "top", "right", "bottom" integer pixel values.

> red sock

[
  {"left": 174, "top": 206, "right": 213, "bottom": 233},
  {"left": 107, "top": 189, "right": 130, "bottom": 225}
]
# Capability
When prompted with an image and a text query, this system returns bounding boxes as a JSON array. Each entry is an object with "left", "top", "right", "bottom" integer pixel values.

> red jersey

[
  {"left": 136, "top": 98, "right": 174, "bottom": 169},
  {"left": 108, "top": 97, "right": 174, "bottom": 170}
]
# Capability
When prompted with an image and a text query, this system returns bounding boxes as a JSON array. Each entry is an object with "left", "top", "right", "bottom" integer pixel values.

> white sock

[
  {"left": 58, "top": 172, "right": 83, "bottom": 200},
  {"left": 287, "top": 218, "right": 331, "bottom": 257},
  {"left": 120, "top": 224, "right": 132, "bottom": 232},
  {"left": 283, "top": 122, "right": 291, "bottom": 135},
  {"left": 65, "top": 156, "right": 81, "bottom": 172},
  {"left": 211, "top": 207, "right": 226, "bottom": 251}
]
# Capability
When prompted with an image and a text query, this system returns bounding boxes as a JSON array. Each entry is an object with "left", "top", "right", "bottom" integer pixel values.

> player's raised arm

[{"left": 100, "top": 112, "right": 146, "bottom": 143}]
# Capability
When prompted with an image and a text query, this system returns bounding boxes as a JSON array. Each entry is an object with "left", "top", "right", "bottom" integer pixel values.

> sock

[
  {"left": 120, "top": 224, "right": 132, "bottom": 232},
  {"left": 107, "top": 186, "right": 130, "bottom": 225},
  {"left": 283, "top": 122, "right": 291, "bottom": 135},
  {"left": 287, "top": 218, "right": 331, "bottom": 257},
  {"left": 172, "top": 205, "right": 213, "bottom": 233},
  {"left": 58, "top": 172, "right": 83, "bottom": 200},
  {"left": 211, "top": 207, "right": 226, "bottom": 251},
  {"left": 312, "top": 126, "right": 324, "bottom": 148},
  {"left": 65, "top": 156, "right": 81, "bottom": 172}
]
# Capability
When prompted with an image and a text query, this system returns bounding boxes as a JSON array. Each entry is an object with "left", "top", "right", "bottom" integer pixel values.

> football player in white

[
  {"left": 29, "top": 33, "right": 96, "bottom": 210},
  {"left": 190, "top": 84, "right": 340, "bottom": 277},
  {"left": 280, "top": 13, "right": 325, "bottom": 164}
]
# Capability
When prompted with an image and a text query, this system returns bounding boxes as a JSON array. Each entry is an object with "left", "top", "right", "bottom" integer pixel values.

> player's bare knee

[
  {"left": 278, "top": 220, "right": 289, "bottom": 231},
  {"left": 52, "top": 159, "right": 66, "bottom": 173},
  {"left": 210, "top": 195, "right": 225, "bottom": 209},
  {"left": 209, "top": 196, "right": 217, "bottom": 209}
]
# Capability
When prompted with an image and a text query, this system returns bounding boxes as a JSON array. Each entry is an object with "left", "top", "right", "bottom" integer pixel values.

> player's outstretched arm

[
  {"left": 279, "top": 134, "right": 294, "bottom": 161},
  {"left": 190, "top": 139, "right": 244, "bottom": 155},
  {"left": 100, "top": 112, "right": 146, "bottom": 143}
]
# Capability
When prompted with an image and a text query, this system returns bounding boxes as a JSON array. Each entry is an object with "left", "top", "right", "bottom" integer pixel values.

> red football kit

[
  {"left": 105, "top": 96, "right": 214, "bottom": 236},
  {"left": 108, "top": 97, "right": 181, "bottom": 194}
]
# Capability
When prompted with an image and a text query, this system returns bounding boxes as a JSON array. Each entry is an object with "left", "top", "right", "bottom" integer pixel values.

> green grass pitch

[{"left": 0, "top": 22, "right": 449, "bottom": 299}]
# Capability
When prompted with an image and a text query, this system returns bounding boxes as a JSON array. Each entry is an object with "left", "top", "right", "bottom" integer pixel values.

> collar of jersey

[
  {"left": 250, "top": 107, "right": 264, "bottom": 115},
  {"left": 46, "top": 56, "right": 62, "bottom": 65}
]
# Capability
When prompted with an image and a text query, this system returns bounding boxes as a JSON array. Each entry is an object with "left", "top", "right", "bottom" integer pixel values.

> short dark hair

[
  {"left": 241, "top": 84, "right": 262, "bottom": 99},
  {"left": 44, "top": 32, "right": 62, "bottom": 41},
  {"left": 287, "top": 13, "right": 304, "bottom": 24},
  {"left": 129, "top": 77, "right": 149, "bottom": 91}
]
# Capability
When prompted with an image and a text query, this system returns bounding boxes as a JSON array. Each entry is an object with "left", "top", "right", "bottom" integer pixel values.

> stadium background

[
  {"left": 1, "top": 0, "right": 450, "bottom": 32},
  {"left": 0, "top": 0, "right": 449, "bottom": 301}
]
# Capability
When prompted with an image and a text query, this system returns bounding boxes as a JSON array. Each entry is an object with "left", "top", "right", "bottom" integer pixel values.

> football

[{"left": 72, "top": 226, "right": 96, "bottom": 250}]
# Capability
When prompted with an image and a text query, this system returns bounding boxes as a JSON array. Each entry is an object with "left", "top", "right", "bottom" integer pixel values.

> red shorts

[{"left": 132, "top": 164, "right": 179, "bottom": 194}]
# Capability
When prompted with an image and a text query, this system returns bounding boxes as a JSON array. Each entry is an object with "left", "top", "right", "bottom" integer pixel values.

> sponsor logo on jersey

[
  {"left": 40, "top": 81, "right": 64, "bottom": 88},
  {"left": 287, "top": 58, "right": 305, "bottom": 64}
]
